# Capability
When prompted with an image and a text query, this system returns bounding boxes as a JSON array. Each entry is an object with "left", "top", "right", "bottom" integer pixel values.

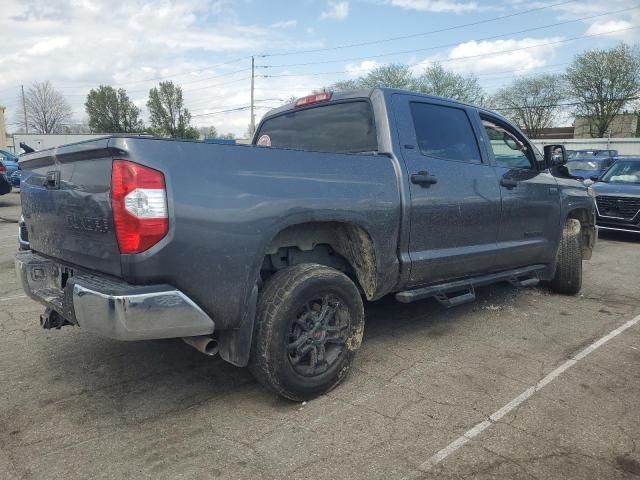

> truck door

[
  {"left": 392, "top": 94, "right": 501, "bottom": 286},
  {"left": 478, "top": 114, "right": 561, "bottom": 270}
]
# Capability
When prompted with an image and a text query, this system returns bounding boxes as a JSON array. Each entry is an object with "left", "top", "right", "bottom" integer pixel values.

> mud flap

[{"left": 218, "top": 284, "right": 258, "bottom": 367}]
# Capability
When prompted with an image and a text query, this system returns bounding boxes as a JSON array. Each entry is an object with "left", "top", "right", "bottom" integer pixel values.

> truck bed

[{"left": 19, "top": 136, "right": 402, "bottom": 330}]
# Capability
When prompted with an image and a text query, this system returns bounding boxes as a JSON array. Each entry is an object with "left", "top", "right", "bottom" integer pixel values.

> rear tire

[
  {"left": 249, "top": 264, "right": 364, "bottom": 401},
  {"left": 549, "top": 219, "right": 582, "bottom": 295}
]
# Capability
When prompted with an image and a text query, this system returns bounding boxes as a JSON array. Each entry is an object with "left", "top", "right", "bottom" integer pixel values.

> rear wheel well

[
  {"left": 566, "top": 208, "right": 596, "bottom": 260},
  {"left": 262, "top": 222, "right": 377, "bottom": 299}
]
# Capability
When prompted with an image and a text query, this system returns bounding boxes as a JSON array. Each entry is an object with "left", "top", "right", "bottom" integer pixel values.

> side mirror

[
  {"left": 544, "top": 144, "right": 567, "bottom": 167},
  {"left": 590, "top": 175, "right": 599, "bottom": 182}
]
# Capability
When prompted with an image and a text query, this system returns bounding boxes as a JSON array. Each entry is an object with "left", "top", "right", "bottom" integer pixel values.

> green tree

[
  {"left": 147, "top": 81, "right": 198, "bottom": 139},
  {"left": 417, "top": 64, "right": 484, "bottom": 104},
  {"left": 566, "top": 43, "right": 640, "bottom": 138},
  {"left": 492, "top": 73, "right": 566, "bottom": 139},
  {"left": 85, "top": 86, "right": 143, "bottom": 133}
]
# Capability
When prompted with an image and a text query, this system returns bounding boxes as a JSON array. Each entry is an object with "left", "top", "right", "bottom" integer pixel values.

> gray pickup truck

[{"left": 15, "top": 88, "right": 596, "bottom": 400}]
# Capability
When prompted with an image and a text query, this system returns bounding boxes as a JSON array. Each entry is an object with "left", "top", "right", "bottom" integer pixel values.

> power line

[
  {"left": 178, "top": 76, "right": 252, "bottom": 93},
  {"left": 259, "top": 62, "right": 570, "bottom": 81},
  {"left": 259, "top": 0, "right": 578, "bottom": 57},
  {"left": 493, "top": 96, "right": 640, "bottom": 111},
  {"left": 189, "top": 98, "right": 283, "bottom": 114},
  {"left": 261, "top": 7, "right": 639, "bottom": 69},
  {"left": 261, "top": 25, "right": 640, "bottom": 80},
  {"left": 191, "top": 104, "right": 276, "bottom": 118},
  {"left": 55, "top": 56, "right": 252, "bottom": 89}
]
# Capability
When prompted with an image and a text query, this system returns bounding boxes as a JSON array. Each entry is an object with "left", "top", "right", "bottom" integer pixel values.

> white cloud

[
  {"left": 531, "top": 0, "right": 640, "bottom": 42},
  {"left": 270, "top": 19, "right": 297, "bottom": 29},
  {"left": 413, "top": 37, "right": 562, "bottom": 76},
  {"left": 0, "top": 0, "right": 318, "bottom": 136},
  {"left": 26, "top": 36, "right": 70, "bottom": 56},
  {"left": 585, "top": 19, "right": 633, "bottom": 37},
  {"left": 388, "top": 0, "right": 477, "bottom": 13},
  {"left": 345, "top": 60, "right": 381, "bottom": 77},
  {"left": 321, "top": 1, "right": 349, "bottom": 20}
]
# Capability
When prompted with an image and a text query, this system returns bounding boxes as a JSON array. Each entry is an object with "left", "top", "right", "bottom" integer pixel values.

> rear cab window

[{"left": 255, "top": 100, "right": 378, "bottom": 154}]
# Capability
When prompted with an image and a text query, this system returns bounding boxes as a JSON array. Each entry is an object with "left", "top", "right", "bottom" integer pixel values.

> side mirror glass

[{"left": 544, "top": 144, "right": 567, "bottom": 167}]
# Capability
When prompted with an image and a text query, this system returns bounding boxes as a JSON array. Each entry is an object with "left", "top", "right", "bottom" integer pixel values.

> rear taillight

[
  {"left": 111, "top": 159, "right": 168, "bottom": 254},
  {"left": 0, "top": 163, "right": 6, "bottom": 174}
]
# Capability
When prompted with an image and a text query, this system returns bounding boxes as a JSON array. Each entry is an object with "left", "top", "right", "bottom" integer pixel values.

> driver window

[{"left": 482, "top": 119, "right": 533, "bottom": 169}]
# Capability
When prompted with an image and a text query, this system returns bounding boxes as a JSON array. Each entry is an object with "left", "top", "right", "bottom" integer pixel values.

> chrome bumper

[{"left": 15, "top": 251, "right": 215, "bottom": 341}]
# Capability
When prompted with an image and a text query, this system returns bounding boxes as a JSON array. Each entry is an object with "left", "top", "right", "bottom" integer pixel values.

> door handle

[
  {"left": 45, "top": 171, "right": 60, "bottom": 190},
  {"left": 411, "top": 171, "right": 438, "bottom": 187},
  {"left": 500, "top": 178, "right": 518, "bottom": 189}
]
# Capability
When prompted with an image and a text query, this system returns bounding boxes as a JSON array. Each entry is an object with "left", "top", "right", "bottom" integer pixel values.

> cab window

[
  {"left": 410, "top": 102, "right": 482, "bottom": 164},
  {"left": 482, "top": 119, "right": 533, "bottom": 169}
]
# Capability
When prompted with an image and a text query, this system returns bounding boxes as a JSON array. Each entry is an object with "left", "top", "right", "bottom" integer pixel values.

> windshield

[
  {"left": 568, "top": 157, "right": 614, "bottom": 171},
  {"left": 0, "top": 150, "right": 19, "bottom": 163},
  {"left": 600, "top": 161, "right": 640, "bottom": 184}
]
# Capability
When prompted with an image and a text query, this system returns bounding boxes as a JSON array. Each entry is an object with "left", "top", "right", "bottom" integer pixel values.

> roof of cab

[{"left": 260, "top": 87, "right": 507, "bottom": 124}]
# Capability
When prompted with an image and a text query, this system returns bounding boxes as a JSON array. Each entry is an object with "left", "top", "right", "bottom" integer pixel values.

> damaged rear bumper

[{"left": 15, "top": 251, "right": 215, "bottom": 341}]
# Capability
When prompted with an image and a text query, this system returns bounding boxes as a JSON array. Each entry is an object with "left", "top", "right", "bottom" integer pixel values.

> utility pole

[
  {"left": 250, "top": 56, "right": 255, "bottom": 138},
  {"left": 21, "top": 85, "right": 28, "bottom": 134}
]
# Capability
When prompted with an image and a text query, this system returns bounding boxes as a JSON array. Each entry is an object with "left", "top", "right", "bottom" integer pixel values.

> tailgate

[{"left": 19, "top": 138, "right": 122, "bottom": 277}]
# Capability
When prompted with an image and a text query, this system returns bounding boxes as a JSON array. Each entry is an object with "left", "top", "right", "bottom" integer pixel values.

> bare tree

[
  {"left": 330, "top": 63, "right": 484, "bottom": 104},
  {"left": 417, "top": 64, "right": 484, "bottom": 104},
  {"left": 492, "top": 73, "right": 566, "bottom": 139},
  {"left": 198, "top": 126, "right": 218, "bottom": 138},
  {"left": 18, "top": 81, "right": 73, "bottom": 134},
  {"left": 331, "top": 64, "right": 419, "bottom": 91},
  {"left": 566, "top": 43, "right": 640, "bottom": 138}
]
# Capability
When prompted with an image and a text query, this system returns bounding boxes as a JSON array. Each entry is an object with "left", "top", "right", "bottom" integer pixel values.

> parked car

[
  {"left": 0, "top": 162, "right": 12, "bottom": 195},
  {"left": 592, "top": 157, "right": 640, "bottom": 234},
  {"left": 15, "top": 88, "right": 596, "bottom": 400},
  {"left": 8, "top": 170, "right": 21, "bottom": 188},
  {"left": 566, "top": 150, "right": 617, "bottom": 182},
  {"left": 0, "top": 149, "right": 20, "bottom": 177}
]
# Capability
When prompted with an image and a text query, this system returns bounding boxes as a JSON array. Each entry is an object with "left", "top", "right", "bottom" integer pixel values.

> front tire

[
  {"left": 549, "top": 219, "right": 583, "bottom": 295},
  {"left": 249, "top": 264, "right": 364, "bottom": 401}
]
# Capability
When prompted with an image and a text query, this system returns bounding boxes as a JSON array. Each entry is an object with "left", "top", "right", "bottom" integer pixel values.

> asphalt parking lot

[{"left": 0, "top": 192, "right": 639, "bottom": 480}]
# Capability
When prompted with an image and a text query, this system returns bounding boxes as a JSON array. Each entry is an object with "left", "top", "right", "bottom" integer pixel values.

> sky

[{"left": 0, "top": 0, "right": 638, "bottom": 137}]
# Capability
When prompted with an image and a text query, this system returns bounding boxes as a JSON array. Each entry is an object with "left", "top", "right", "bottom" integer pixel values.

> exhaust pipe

[
  {"left": 182, "top": 336, "right": 219, "bottom": 356},
  {"left": 40, "top": 308, "right": 69, "bottom": 329}
]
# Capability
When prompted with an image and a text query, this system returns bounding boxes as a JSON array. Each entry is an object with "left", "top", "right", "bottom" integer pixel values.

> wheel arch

[
  {"left": 565, "top": 207, "right": 596, "bottom": 260},
  {"left": 264, "top": 221, "right": 378, "bottom": 300}
]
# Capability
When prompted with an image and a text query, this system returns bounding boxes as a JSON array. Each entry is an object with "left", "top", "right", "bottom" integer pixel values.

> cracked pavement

[{"left": 0, "top": 192, "right": 639, "bottom": 479}]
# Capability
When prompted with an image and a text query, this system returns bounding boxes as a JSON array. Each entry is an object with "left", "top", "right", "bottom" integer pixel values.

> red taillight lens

[
  {"left": 0, "top": 163, "right": 6, "bottom": 174},
  {"left": 111, "top": 160, "right": 168, "bottom": 254}
]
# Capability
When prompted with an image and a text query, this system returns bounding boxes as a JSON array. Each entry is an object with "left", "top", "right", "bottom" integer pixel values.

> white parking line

[
  {"left": 419, "top": 313, "right": 640, "bottom": 472},
  {"left": 0, "top": 294, "right": 26, "bottom": 302}
]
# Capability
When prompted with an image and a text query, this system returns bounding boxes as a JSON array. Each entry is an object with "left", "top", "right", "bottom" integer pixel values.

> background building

[
  {"left": 574, "top": 114, "right": 638, "bottom": 138},
  {"left": 0, "top": 106, "right": 8, "bottom": 149}
]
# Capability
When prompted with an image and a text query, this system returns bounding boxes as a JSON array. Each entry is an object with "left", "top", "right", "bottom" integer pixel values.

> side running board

[{"left": 395, "top": 265, "right": 545, "bottom": 305}]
